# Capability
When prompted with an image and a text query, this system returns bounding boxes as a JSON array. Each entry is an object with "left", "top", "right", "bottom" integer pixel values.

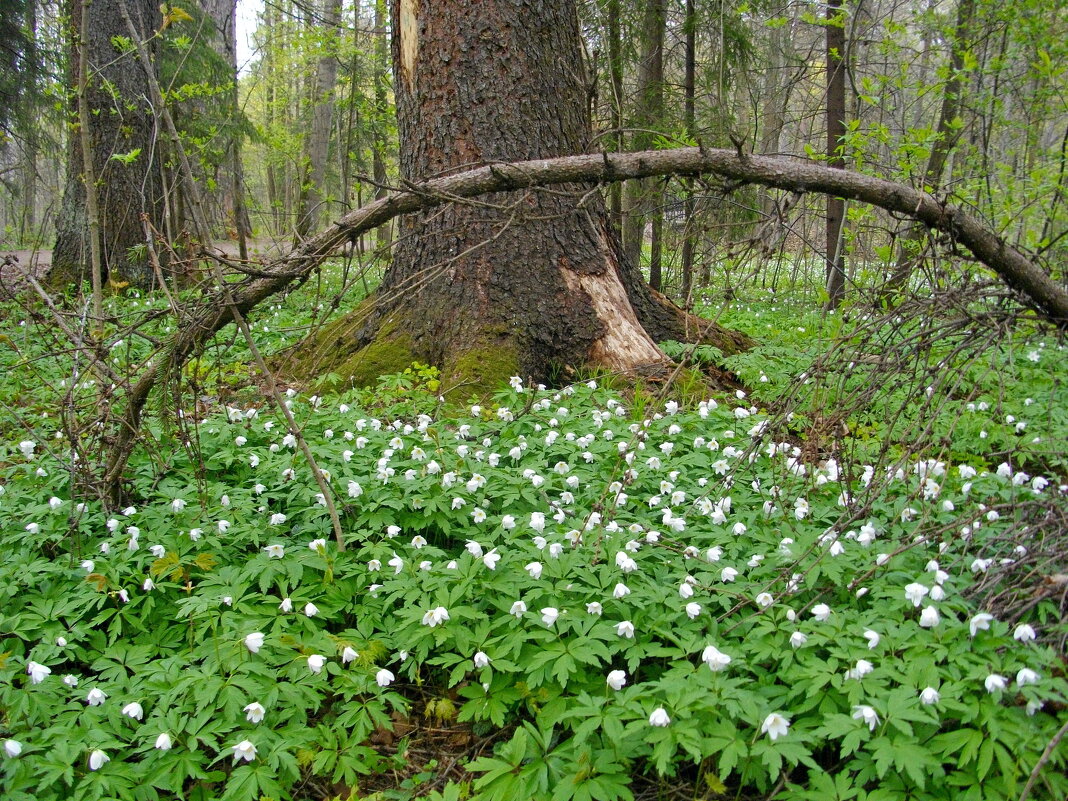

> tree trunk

[
  {"left": 18, "top": 0, "right": 37, "bottom": 242},
  {"left": 295, "top": 0, "right": 342, "bottom": 240},
  {"left": 824, "top": 0, "right": 847, "bottom": 309},
  {"left": 51, "top": 0, "right": 163, "bottom": 289},
  {"left": 606, "top": 0, "right": 624, "bottom": 231},
  {"left": 284, "top": 0, "right": 730, "bottom": 392},
  {"left": 680, "top": 0, "right": 696, "bottom": 302},
  {"left": 201, "top": 0, "right": 251, "bottom": 258},
  {"left": 883, "top": 0, "right": 976, "bottom": 298},
  {"left": 756, "top": 7, "right": 794, "bottom": 253},
  {"left": 372, "top": 0, "right": 391, "bottom": 253},
  {"left": 622, "top": 0, "right": 666, "bottom": 290}
]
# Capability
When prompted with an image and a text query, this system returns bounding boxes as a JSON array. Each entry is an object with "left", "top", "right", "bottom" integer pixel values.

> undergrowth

[{"left": 0, "top": 276, "right": 1066, "bottom": 801}]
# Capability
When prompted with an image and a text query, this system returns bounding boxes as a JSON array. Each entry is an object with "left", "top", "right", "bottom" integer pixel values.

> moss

[
  {"left": 284, "top": 298, "right": 376, "bottom": 381},
  {"left": 280, "top": 298, "right": 521, "bottom": 397},
  {"left": 322, "top": 332, "right": 418, "bottom": 392},
  {"left": 441, "top": 341, "right": 520, "bottom": 402}
]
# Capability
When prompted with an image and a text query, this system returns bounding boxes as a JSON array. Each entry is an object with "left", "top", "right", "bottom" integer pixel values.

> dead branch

[{"left": 102, "top": 147, "right": 1068, "bottom": 500}]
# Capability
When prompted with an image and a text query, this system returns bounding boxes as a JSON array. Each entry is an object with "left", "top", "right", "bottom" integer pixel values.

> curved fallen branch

[{"left": 103, "top": 147, "right": 1068, "bottom": 499}]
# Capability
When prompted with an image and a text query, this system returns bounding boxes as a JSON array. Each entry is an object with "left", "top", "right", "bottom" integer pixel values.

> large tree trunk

[
  {"left": 285, "top": 0, "right": 735, "bottom": 391},
  {"left": 50, "top": 0, "right": 163, "bottom": 289}
]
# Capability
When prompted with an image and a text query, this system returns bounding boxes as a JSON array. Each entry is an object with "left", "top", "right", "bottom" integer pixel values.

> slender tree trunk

[
  {"left": 681, "top": 0, "right": 696, "bottom": 302},
  {"left": 295, "top": 0, "right": 342, "bottom": 240},
  {"left": 18, "top": 0, "right": 38, "bottom": 242},
  {"left": 76, "top": 0, "right": 102, "bottom": 325},
  {"left": 606, "top": 0, "right": 624, "bottom": 231},
  {"left": 757, "top": 8, "right": 792, "bottom": 253},
  {"left": 372, "top": 0, "right": 391, "bottom": 252},
  {"left": 824, "top": 0, "right": 847, "bottom": 310},
  {"left": 200, "top": 0, "right": 249, "bottom": 255},
  {"left": 226, "top": 0, "right": 250, "bottom": 258},
  {"left": 622, "top": 0, "right": 666, "bottom": 290},
  {"left": 883, "top": 0, "right": 976, "bottom": 297},
  {"left": 264, "top": 1, "right": 281, "bottom": 235},
  {"left": 51, "top": 0, "right": 163, "bottom": 289}
]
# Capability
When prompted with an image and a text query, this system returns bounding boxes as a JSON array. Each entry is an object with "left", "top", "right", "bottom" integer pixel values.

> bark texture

[
  {"left": 51, "top": 0, "right": 163, "bottom": 289},
  {"left": 296, "top": 0, "right": 725, "bottom": 391}
]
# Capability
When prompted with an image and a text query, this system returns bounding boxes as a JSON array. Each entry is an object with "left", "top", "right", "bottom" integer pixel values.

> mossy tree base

[
  {"left": 279, "top": 0, "right": 753, "bottom": 398},
  {"left": 278, "top": 296, "right": 522, "bottom": 400}
]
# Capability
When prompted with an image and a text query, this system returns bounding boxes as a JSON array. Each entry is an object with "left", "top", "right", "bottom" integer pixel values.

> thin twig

[{"left": 1018, "top": 717, "right": 1068, "bottom": 801}]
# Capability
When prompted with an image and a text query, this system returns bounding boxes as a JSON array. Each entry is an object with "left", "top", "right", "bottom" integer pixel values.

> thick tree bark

[
  {"left": 308, "top": 0, "right": 694, "bottom": 391},
  {"left": 50, "top": 0, "right": 163, "bottom": 289}
]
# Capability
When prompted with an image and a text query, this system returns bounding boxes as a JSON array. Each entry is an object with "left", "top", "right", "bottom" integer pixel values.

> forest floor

[{"left": 0, "top": 239, "right": 289, "bottom": 299}]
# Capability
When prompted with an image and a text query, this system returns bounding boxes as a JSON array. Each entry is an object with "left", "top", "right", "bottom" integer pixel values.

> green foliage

[{"left": 1, "top": 287, "right": 1067, "bottom": 800}]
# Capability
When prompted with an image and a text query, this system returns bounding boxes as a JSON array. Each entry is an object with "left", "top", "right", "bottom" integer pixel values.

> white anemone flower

[
  {"left": 919, "top": 687, "right": 940, "bottom": 705},
  {"left": 984, "top": 674, "right": 1008, "bottom": 693},
  {"left": 88, "top": 749, "right": 110, "bottom": 770},
  {"left": 761, "top": 712, "right": 790, "bottom": 741},
  {"left": 648, "top": 708, "right": 671, "bottom": 727},
  {"left": 244, "top": 702, "right": 266, "bottom": 723},
  {"left": 231, "top": 740, "right": 257, "bottom": 763},
  {"left": 852, "top": 705, "right": 879, "bottom": 731},
  {"left": 969, "top": 613, "right": 994, "bottom": 637},
  {"left": 422, "top": 606, "right": 450, "bottom": 627},
  {"left": 702, "top": 645, "right": 732, "bottom": 671},
  {"left": 811, "top": 603, "right": 831, "bottom": 622},
  {"left": 375, "top": 668, "right": 395, "bottom": 687},
  {"left": 121, "top": 702, "right": 144, "bottom": 720}
]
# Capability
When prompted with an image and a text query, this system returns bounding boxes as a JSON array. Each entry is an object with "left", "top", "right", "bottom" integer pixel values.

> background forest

[{"left": 1, "top": 1, "right": 1067, "bottom": 801}]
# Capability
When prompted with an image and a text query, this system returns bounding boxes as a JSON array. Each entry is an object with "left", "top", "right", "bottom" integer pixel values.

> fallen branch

[{"left": 103, "top": 147, "right": 1068, "bottom": 500}]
